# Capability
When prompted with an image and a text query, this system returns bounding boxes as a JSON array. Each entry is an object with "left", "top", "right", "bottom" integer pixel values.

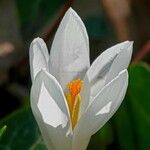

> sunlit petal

[
  {"left": 73, "top": 70, "right": 128, "bottom": 145},
  {"left": 31, "top": 70, "right": 72, "bottom": 149},
  {"left": 87, "top": 41, "right": 132, "bottom": 98},
  {"left": 31, "top": 69, "right": 71, "bottom": 127},
  {"left": 49, "top": 8, "right": 90, "bottom": 89},
  {"left": 29, "top": 7, "right": 132, "bottom": 150},
  {"left": 29, "top": 37, "right": 49, "bottom": 82},
  {"left": 79, "top": 74, "right": 91, "bottom": 118}
]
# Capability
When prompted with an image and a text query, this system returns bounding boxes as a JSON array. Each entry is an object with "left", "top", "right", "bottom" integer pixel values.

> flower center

[{"left": 65, "top": 79, "right": 83, "bottom": 129}]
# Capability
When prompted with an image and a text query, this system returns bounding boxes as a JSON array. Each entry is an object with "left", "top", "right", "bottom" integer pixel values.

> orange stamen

[{"left": 65, "top": 79, "right": 83, "bottom": 129}]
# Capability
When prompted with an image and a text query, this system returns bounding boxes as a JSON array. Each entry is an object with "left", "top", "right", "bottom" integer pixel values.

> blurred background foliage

[{"left": 0, "top": 0, "right": 150, "bottom": 149}]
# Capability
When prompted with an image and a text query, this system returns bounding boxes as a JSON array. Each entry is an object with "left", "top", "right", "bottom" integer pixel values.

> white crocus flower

[{"left": 29, "top": 8, "right": 133, "bottom": 150}]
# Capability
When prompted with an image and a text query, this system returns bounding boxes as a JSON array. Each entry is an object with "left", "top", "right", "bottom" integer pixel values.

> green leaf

[
  {"left": 16, "top": 0, "right": 65, "bottom": 39},
  {"left": 0, "top": 126, "right": 7, "bottom": 139},
  {"left": 113, "top": 63, "right": 150, "bottom": 150},
  {"left": 87, "top": 123, "right": 113, "bottom": 150},
  {"left": 0, "top": 107, "right": 46, "bottom": 150},
  {"left": 113, "top": 99, "right": 136, "bottom": 150}
]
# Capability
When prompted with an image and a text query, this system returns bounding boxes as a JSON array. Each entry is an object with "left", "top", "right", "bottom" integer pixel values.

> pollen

[
  {"left": 67, "top": 79, "right": 83, "bottom": 101},
  {"left": 65, "top": 79, "right": 83, "bottom": 129}
]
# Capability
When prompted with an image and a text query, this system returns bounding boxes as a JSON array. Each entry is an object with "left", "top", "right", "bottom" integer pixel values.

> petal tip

[
  {"left": 67, "top": 7, "right": 74, "bottom": 12},
  {"left": 120, "top": 40, "right": 134, "bottom": 48},
  {"left": 32, "top": 37, "right": 44, "bottom": 44},
  {"left": 66, "top": 7, "right": 75, "bottom": 15},
  {"left": 128, "top": 41, "right": 134, "bottom": 46},
  {"left": 65, "top": 7, "right": 79, "bottom": 21},
  {"left": 129, "top": 40, "right": 134, "bottom": 44},
  {"left": 127, "top": 41, "right": 133, "bottom": 54}
]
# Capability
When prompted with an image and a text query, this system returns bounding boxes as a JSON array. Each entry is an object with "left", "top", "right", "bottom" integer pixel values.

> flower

[{"left": 29, "top": 8, "right": 133, "bottom": 150}]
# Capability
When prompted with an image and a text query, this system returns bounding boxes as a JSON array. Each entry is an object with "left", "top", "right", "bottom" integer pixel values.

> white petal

[
  {"left": 44, "top": 124, "right": 72, "bottom": 150},
  {"left": 73, "top": 70, "right": 128, "bottom": 146},
  {"left": 87, "top": 41, "right": 132, "bottom": 98},
  {"left": 49, "top": 8, "right": 90, "bottom": 89},
  {"left": 106, "top": 41, "right": 133, "bottom": 83},
  {"left": 29, "top": 37, "right": 49, "bottom": 82},
  {"left": 38, "top": 84, "right": 68, "bottom": 128},
  {"left": 72, "top": 136, "right": 91, "bottom": 150},
  {"left": 96, "top": 101, "right": 112, "bottom": 115},
  {"left": 30, "top": 70, "right": 72, "bottom": 149},
  {"left": 31, "top": 69, "right": 71, "bottom": 123},
  {"left": 79, "top": 74, "right": 91, "bottom": 118}
]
